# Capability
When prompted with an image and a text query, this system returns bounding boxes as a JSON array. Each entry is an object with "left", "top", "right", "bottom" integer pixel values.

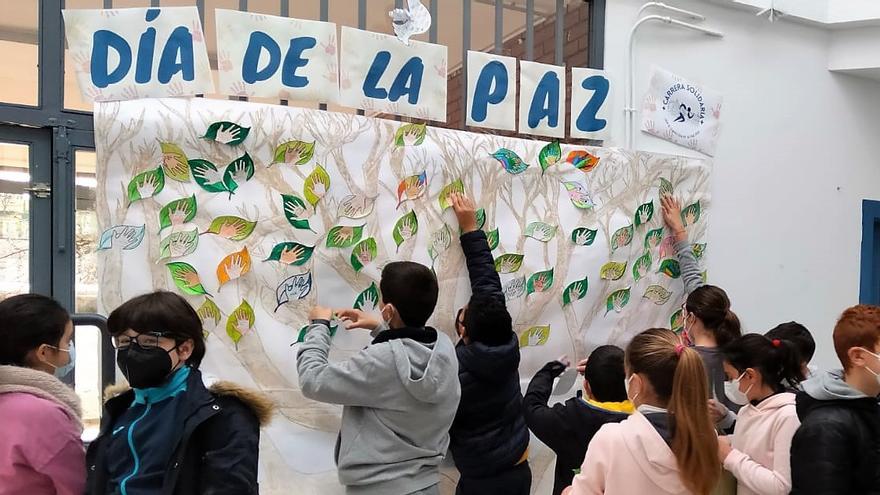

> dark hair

[
  {"left": 0, "top": 294, "right": 71, "bottom": 366},
  {"left": 584, "top": 345, "right": 627, "bottom": 402},
  {"left": 765, "top": 322, "right": 815, "bottom": 364},
  {"left": 108, "top": 291, "right": 206, "bottom": 367},
  {"left": 722, "top": 334, "right": 805, "bottom": 392},
  {"left": 463, "top": 293, "right": 512, "bottom": 346},
  {"left": 380, "top": 261, "right": 438, "bottom": 327},
  {"left": 685, "top": 285, "right": 741, "bottom": 346},
  {"left": 834, "top": 304, "right": 880, "bottom": 371}
]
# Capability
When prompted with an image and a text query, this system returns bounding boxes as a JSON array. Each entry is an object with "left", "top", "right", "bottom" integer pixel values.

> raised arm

[
  {"left": 661, "top": 194, "right": 703, "bottom": 294},
  {"left": 523, "top": 359, "right": 575, "bottom": 452},
  {"left": 451, "top": 193, "right": 503, "bottom": 299}
]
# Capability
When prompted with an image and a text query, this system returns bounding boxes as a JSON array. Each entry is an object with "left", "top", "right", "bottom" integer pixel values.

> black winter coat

[
  {"left": 523, "top": 361, "right": 629, "bottom": 495},
  {"left": 790, "top": 391, "right": 880, "bottom": 495},
  {"left": 85, "top": 368, "right": 273, "bottom": 495},
  {"left": 449, "top": 230, "right": 530, "bottom": 479}
]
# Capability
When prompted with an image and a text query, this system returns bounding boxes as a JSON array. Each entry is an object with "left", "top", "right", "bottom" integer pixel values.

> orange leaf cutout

[{"left": 217, "top": 246, "right": 251, "bottom": 288}]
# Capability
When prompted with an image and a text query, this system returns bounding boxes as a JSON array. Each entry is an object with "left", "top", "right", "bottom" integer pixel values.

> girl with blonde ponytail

[{"left": 564, "top": 328, "right": 721, "bottom": 495}]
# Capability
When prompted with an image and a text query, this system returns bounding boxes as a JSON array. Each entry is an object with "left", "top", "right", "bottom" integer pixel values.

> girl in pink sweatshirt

[
  {"left": 718, "top": 334, "right": 804, "bottom": 495},
  {"left": 564, "top": 328, "right": 721, "bottom": 495},
  {"left": 0, "top": 294, "right": 85, "bottom": 495}
]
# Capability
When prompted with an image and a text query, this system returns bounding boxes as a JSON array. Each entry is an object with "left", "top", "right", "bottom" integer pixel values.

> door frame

[{"left": 860, "top": 200, "right": 880, "bottom": 305}]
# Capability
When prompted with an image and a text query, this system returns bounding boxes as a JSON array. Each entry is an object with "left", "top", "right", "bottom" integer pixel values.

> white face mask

[
  {"left": 376, "top": 304, "right": 394, "bottom": 332},
  {"left": 624, "top": 374, "right": 638, "bottom": 403},
  {"left": 724, "top": 372, "right": 753, "bottom": 406},
  {"left": 860, "top": 348, "right": 880, "bottom": 385}
]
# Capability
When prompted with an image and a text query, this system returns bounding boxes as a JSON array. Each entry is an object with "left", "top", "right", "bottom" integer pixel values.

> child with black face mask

[{"left": 85, "top": 291, "right": 274, "bottom": 495}]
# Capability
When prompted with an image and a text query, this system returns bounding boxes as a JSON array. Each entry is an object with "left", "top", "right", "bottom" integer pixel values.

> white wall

[{"left": 604, "top": 0, "right": 880, "bottom": 370}]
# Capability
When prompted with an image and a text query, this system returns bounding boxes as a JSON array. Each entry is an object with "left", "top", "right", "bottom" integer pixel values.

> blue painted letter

[
  {"left": 388, "top": 57, "right": 424, "bottom": 104},
  {"left": 576, "top": 75, "right": 609, "bottom": 132},
  {"left": 91, "top": 30, "right": 132, "bottom": 88},
  {"left": 528, "top": 71, "right": 560, "bottom": 129},
  {"left": 242, "top": 32, "right": 281, "bottom": 84},
  {"left": 281, "top": 37, "right": 316, "bottom": 88},
  {"left": 157, "top": 26, "right": 195, "bottom": 84},
  {"left": 363, "top": 51, "right": 391, "bottom": 99},
  {"left": 470, "top": 61, "right": 508, "bottom": 123}
]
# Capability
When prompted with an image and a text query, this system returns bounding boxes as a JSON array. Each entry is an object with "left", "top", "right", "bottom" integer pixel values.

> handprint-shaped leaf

[
  {"left": 350, "top": 237, "right": 378, "bottom": 272},
  {"left": 610, "top": 224, "right": 634, "bottom": 252},
  {"left": 692, "top": 243, "right": 707, "bottom": 260},
  {"left": 326, "top": 225, "right": 365, "bottom": 249},
  {"left": 519, "top": 325, "right": 551, "bottom": 348},
  {"left": 474, "top": 208, "right": 486, "bottom": 231},
  {"left": 659, "top": 236, "right": 676, "bottom": 259},
  {"left": 659, "top": 178, "right": 674, "bottom": 198},
  {"left": 272, "top": 140, "right": 315, "bottom": 165},
  {"left": 274, "top": 271, "right": 313, "bottom": 311},
  {"left": 566, "top": 150, "right": 600, "bottom": 173},
  {"left": 644, "top": 228, "right": 664, "bottom": 249},
  {"left": 526, "top": 268, "right": 554, "bottom": 295},
  {"left": 127, "top": 167, "right": 165, "bottom": 202},
  {"left": 394, "top": 122, "right": 427, "bottom": 147},
  {"left": 354, "top": 282, "right": 380, "bottom": 311},
  {"left": 562, "top": 277, "right": 589, "bottom": 306},
  {"left": 203, "top": 121, "right": 250, "bottom": 146},
  {"left": 670, "top": 308, "right": 684, "bottom": 332},
  {"left": 486, "top": 228, "right": 500, "bottom": 250},
  {"left": 393, "top": 210, "right": 419, "bottom": 250},
  {"left": 681, "top": 201, "right": 702, "bottom": 227},
  {"left": 265, "top": 242, "right": 315, "bottom": 266},
  {"left": 643, "top": 285, "right": 673, "bottom": 305},
  {"left": 196, "top": 298, "right": 222, "bottom": 326},
  {"left": 160, "top": 142, "right": 190, "bottom": 182},
  {"left": 217, "top": 247, "right": 251, "bottom": 288},
  {"left": 491, "top": 148, "right": 529, "bottom": 174},
  {"left": 539, "top": 140, "right": 562, "bottom": 174},
  {"left": 634, "top": 201, "right": 654, "bottom": 227},
  {"left": 600, "top": 261, "right": 627, "bottom": 281},
  {"left": 97, "top": 225, "right": 145, "bottom": 251},
  {"left": 494, "top": 253, "right": 525, "bottom": 274},
  {"left": 632, "top": 251, "right": 653, "bottom": 282},
  {"left": 605, "top": 288, "right": 632, "bottom": 315},
  {"left": 525, "top": 222, "right": 557, "bottom": 242},
  {"left": 204, "top": 216, "right": 257, "bottom": 241},
  {"left": 281, "top": 194, "right": 313, "bottom": 231},
  {"left": 222, "top": 153, "right": 256, "bottom": 195},
  {"left": 428, "top": 226, "right": 452, "bottom": 263},
  {"left": 438, "top": 178, "right": 464, "bottom": 210},
  {"left": 658, "top": 259, "right": 681, "bottom": 278},
  {"left": 338, "top": 194, "right": 375, "bottom": 219},
  {"left": 226, "top": 299, "right": 255, "bottom": 347},
  {"left": 562, "top": 181, "right": 595, "bottom": 209},
  {"left": 304, "top": 164, "right": 331, "bottom": 206},
  {"left": 159, "top": 195, "right": 197, "bottom": 230},
  {"left": 188, "top": 159, "right": 228, "bottom": 193},
  {"left": 571, "top": 227, "right": 598, "bottom": 247},
  {"left": 397, "top": 171, "right": 428, "bottom": 208},
  {"left": 158, "top": 228, "right": 199, "bottom": 260},
  {"left": 503, "top": 276, "right": 526, "bottom": 301},
  {"left": 166, "top": 262, "right": 209, "bottom": 295}
]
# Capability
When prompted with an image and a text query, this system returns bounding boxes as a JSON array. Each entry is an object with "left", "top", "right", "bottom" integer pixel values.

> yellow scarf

[{"left": 585, "top": 399, "right": 635, "bottom": 414}]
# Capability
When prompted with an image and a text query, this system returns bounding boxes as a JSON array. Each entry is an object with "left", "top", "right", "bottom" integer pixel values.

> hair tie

[
  {"left": 772, "top": 339, "right": 781, "bottom": 348},
  {"left": 675, "top": 344, "right": 685, "bottom": 356}
]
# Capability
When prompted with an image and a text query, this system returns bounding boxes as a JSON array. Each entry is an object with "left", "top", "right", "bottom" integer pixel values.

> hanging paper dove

[{"left": 389, "top": 0, "right": 432, "bottom": 45}]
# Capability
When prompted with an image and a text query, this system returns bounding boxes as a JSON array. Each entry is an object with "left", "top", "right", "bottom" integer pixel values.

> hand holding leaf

[
  {"left": 567, "top": 282, "right": 584, "bottom": 302},
  {"left": 574, "top": 230, "right": 590, "bottom": 246},
  {"left": 310, "top": 180, "right": 327, "bottom": 199},
  {"left": 231, "top": 162, "right": 250, "bottom": 183},
  {"left": 332, "top": 227, "right": 356, "bottom": 245},
  {"left": 398, "top": 217, "right": 415, "bottom": 240},
  {"left": 500, "top": 258, "right": 518, "bottom": 273},
  {"left": 218, "top": 219, "right": 243, "bottom": 239},
  {"left": 450, "top": 193, "right": 478, "bottom": 233}
]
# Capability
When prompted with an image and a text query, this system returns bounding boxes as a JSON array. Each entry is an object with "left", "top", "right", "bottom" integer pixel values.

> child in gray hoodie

[{"left": 297, "top": 262, "right": 461, "bottom": 495}]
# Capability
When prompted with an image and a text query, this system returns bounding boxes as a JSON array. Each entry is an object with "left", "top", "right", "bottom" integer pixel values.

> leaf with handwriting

[
  {"left": 491, "top": 148, "right": 529, "bottom": 174},
  {"left": 338, "top": 194, "right": 375, "bottom": 219},
  {"left": 222, "top": 153, "right": 255, "bottom": 197},
  {"left": 486, "top": 228, "right": 500, "bottom": 250},
  {"left": 354, "top": 282, "right": 380, "bottom": 311},
  {"left": 494, "top": 253, "right": 524, "bottom": 274},
  {"left": 681, "top": 201, "right": 702, "bottom": 227},
  {"left": 189, "top": 159, "right": 228, "bottom": 193},
  {"left": 160, "top": 142, "right": 190, "bottom": 182},
  {"left": 394, "top": 122, "right": 427, "bottom": 147},
  {"left": 217, "top": 247, "right": 251, "bottom": 289},
  {"left": 645, "top": 228, "right": 664, "bottom": 249},
  {"left": 159, "top": 195, "right": 197, "bottom": 230},
  {"left": 351, "top": 237, "right": 378, "bottom": 273},
  {"left": 658, "top": 259, "right": 681, "bottom": 279},
  {"left": 439, "top": 178, "right": 465, "bottom": 210},
  {"left": 563, "top": 277, "right": 589, "bottom": 306},
  {"left": 204, "top": 216, "right": 257, "bottom": 241},
  {"left": 272, "top": 140, "right": 314, "bottom": 166},
  {"left": 562, "top": 181, "right": 594, "bottom": 209},
  {"left": 326, "top": 224, "right": 365, "bottom": 249},
  {"left": 525, "top": 222, "right": 557, "bottom": 242},
  {"left": 158, "top": 228, "right": 199, "bottom": 260},
  {"left": 265, "top": 242, "right": 315, "bottom": 266},
  {"left": 393, "top": 211, "right": 419, "bottom": 251},
  {"left": 127, "top": 167, "right": 165, "bottom": 202},
  {"left": 571, "top": 227, "right": 597, "bottom": 247},
  {"left": 304, "top": 164, "right": 331, "bottom": 207},
  {"left": 519, "top": 325, "right": 550, "bottom": 348},
  {"left": 396, "top": 172, "right": 428, "bottom": 208},
  {"left": 634, "top": 201, "right": 654, "bottom": 227},
  {"left": 203, "top": 121, "right": 250, "bottom": 146},
  {"left": 167, "top": 262, "right": 209, "bottom": 296},
  {"left": 605, "top": 288, "right": 631, "bottom": 315},
  {"left": 643, "top": 285, "right": 673, "bottom": 305},
  {"left": 196, "top": 298, "right": 221, "bottom": 326},
  {"left": 610, "top": 224, "right": 634, "bottom": 252},
  {"left": 275, "top": 271, "right": 313, "bottom": 311},
  {"left": 527, "top": 268, "right": 554, "bottom": 295},
  {"left": 600, "top": 261, "right": 627, "bottom": 281},
  {"left": 632, "top": 251, "right": 652, "bottom": 282},
  {"left": 503, "top": 276, "right": 526, "bottom": 301},
  {"left": 539, "top": 141, "right": 562, "bottom": 174},
  {"left": 226, "top": 299, "right": 255, "bottom": 347}
]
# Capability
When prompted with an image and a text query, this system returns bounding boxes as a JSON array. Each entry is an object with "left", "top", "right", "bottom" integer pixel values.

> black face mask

[{"left": 117, "top": 343, "right": 178, "bottom": 389}]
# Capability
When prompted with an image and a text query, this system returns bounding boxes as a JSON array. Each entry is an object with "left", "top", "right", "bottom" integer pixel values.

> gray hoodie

[
  {"left": 296, "top": 323, "right": 461, "bottom": 495},
  {"left": 801, "top": 368, "right": 869, "bottom": 400}
]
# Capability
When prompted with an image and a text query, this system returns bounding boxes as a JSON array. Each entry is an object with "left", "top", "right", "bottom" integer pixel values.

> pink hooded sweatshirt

[
  {"left": 0, "top": 365, "right": 86, "bottom": 495},
  {"left": 564, "top": 411, "right": 693, "bottom": 495},
  {"left": 723, "top": 392, "right": 799, "bottom": 495}
]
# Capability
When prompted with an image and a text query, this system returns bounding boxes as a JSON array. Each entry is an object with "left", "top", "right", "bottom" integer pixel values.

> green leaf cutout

[
  {"left": 659, "top": 178, "right": 674, "bottom": 198},
  {"left": 539, "top": 141, "right": 562, "bottom": 174},
  {"left": 562, "top": 181, "right": 594, "bottom": 209},
  {"left": 525, "top": 222, "right": 557, "bottom": 242},
  {"left": 393, "top": 211, "right": 419, "bottom": 251},
  {"left": 526, "top": 268, "right": 554, "bottom": 295},
  {"left": 475, "top": 208, "right": 486, "bottom": 231},
  {"left": 160, "top": 142, "right": 190, "bottom": 182},
  {"left": 600, "top": 261, "right": 627, "bottom": 281},
  {"left": 222, "top": 153, "right": 255, "bottom": 196},
  {"left": 281, "top": 194, "right": 313, "bottom": 231},
  {"left": 670, "top": 309, "right": 684, "bottom": 332},
  {"left": 326, "top": 224, "right": 365, "bottom": 249},
  {"left": 692, "top": 243, "right": 707, "bottom": 260},
  {"left": 503, "top": 276, "right": 526, "bottom": 300},
  {"left": 438, "top": 179, "right": 464, "bottom": 210},
  {"left": 338, "top": 194, "right": 375, "bottom": 219},
  {"left": 644, "top": 228, "right": 664, "bottom": 249},
  {"left": 611, "top": 224, "right": 634, "bottom": 252},
  {"left": 643, "top": 285, "right": 673, "bottom": 305},
  {"left": 127, "top": 167, "right": 165, "bottom": 202},
  {"left": 563, "top": 277, "right": 589, "bottom": 306},
  {"left": 681, "top": 201, "right": 702, "bottom": 227},
  {"left": 519, "top": 325, "right": 551, "bottom": 348},
  {"left": 274, "top": 272, "right": 313, "bottom": 312},
  {"left": 396, "top": 172, "right": 428, "bottom": 208},
  {"left": 158, "top": 228, "right": 199, "bottom": 260},
  {"left": 265, "top": 242, "right": 315, "bottom": 266},
  {"left": 166, "top": 262, "right": 209, "bottom": 295},
  {"left": 634, "top": 201, "right": 654, "bottom": 227},
  {"left": 428, "top": 225, "right": 452, "bottom": 264},
  {"left": 351, "top": 237, "right": 378, "bottom": 273},
  {"left": 571, "top": 227, "right": 598, "bottom": 246},
  {"left": 354, "top": 282, "right": 380, "bottom": 311},
  {"left": 658, "top": 259, "right": 682, "bottom": 279},
  {"left": 701, "top": 270, "right": 708, "bottom": 284},
  {"left": 272, "top": 140, "right": 315, "bottom": 166},
  {"left": 205, "top": 216, "right": 257, "bottom": 241},
  {"left": 203, "top": 121, "right": 250, "bottom": 146},
  {"left": 491, "top": 148, "right": 529, "bottom": 174},
  {"left": 159, "top": 195, "right": 197, "bottom": 230},
  {"left": 394, "top": 122, "right": 427, "bottom": 147},
  {"left": 304, "top": 165, "right": 331, "bottom": 207},
  {"left": 494, "top": 253, "right": 525, "bottom": 274},
  {"left": 605, "top": 288, "right": 632, "bottom": 315},
  {"left": 486, "top": 228, "right": 500, "bottom": 250},
  {"left": 188, "top": 159, "right": 228, "bottom": 193},
  {"left": 226, "top": 299, "right": 255, "bottom": 347},
  {"left": 196, "top": 298, "right": 222, "bottom": 326},
  {"left": 632, "top": 251, "right": 653, "bottom": 282}
]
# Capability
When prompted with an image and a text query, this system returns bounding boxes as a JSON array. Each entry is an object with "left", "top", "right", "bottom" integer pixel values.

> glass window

[
  {"left": 0, "top": 142, "right": 31, "bottom": 298},
  {"left": 64, "top": 0, "right": 105, "bottom": 111},
  {"left": 74, "top": 149, "right": 98, "bottom": 313},
  {"left": 74, "top": 324, "right": 103, "bottom": 440},
  {"left": 0, "top": 1, "right": 39, "bottom": 106}
]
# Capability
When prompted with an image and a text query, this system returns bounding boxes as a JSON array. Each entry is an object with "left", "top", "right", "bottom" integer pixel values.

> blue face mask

[{"left": 45, "top": 343, "right": 75, "bottom": 379}]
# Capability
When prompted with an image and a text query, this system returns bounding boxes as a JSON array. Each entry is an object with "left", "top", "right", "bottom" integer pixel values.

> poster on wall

[
  {"left": 641, "top": 66, "right": 723, "bottom": 156},
  {"left": 94, "top": 98, "right": 710, "bottom": 493}
]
